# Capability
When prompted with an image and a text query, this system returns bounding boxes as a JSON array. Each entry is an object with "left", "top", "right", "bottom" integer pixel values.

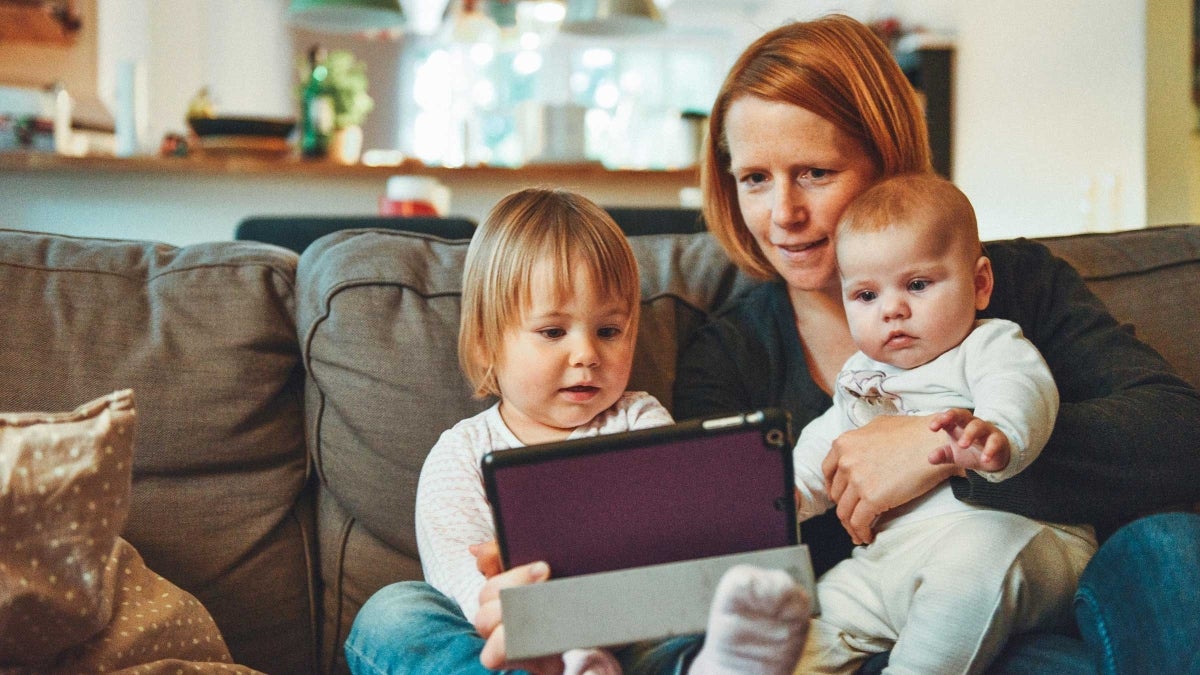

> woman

[
  {"left": 363, "top": 14, "right": 1200, "bottom": 675},
  {"left": 668, "top": 13, "right": 1200, "bottom": 674}
]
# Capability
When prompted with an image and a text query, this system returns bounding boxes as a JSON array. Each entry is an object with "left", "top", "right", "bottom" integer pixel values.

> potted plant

[{"left": 298, "top": 48, "right": 374, "bottom": 163}]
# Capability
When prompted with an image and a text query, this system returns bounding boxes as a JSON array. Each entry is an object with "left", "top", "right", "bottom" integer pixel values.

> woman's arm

[{"left": 961, "top": 241, "right": 1200, "bottom": 529}]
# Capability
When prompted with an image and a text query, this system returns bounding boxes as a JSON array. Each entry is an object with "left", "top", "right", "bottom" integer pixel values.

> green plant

[{"left": 298, "top": 49, "right": 374, "bottom": 129}]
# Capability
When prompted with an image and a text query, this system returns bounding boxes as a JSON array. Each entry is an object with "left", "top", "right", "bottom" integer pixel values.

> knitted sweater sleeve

[
  {"left": 414, "top": 423, "right": 495, "bottom": 622},
  {"left": 953, "top": 240, "right": 1200, "bottom": 530}
]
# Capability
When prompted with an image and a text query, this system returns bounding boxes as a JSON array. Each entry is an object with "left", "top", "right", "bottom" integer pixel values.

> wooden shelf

[
  {"left": 0, "top": 1, "right": 81, "bottom": 45},
  {"left": 0, "top": 151, "right": 700, "bottom": 181}
]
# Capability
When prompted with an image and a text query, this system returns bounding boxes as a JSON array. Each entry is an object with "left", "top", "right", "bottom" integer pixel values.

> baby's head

[
  {"left": 459, "top": 188, "right": 641, "bottom": 440},
  {"left": 835, "top": 174, "right": 993, "bottom": 369}
]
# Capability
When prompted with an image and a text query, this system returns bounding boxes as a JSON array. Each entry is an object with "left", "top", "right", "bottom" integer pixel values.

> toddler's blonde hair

[{"left": 459, "top": 187, "right": 641, "bottom": 398}]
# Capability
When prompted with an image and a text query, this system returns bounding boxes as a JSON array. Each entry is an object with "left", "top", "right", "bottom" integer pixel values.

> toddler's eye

[
  {"left": 598, "top": 326, "right": 622, "bottom": 339},
  {"left": 908, "top": 279, "right": 930, "bottom": 292},
  {"left": 855, "top": 290, "right": 877, "bottom": 303},
  {"left": 539, "top": 328, "right": 566, "bottom": 339}
]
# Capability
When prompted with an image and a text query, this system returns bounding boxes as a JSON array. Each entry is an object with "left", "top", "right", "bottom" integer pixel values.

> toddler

[
  {"left": 415, "top": 187, "right": 810, "bottom": 675},
  {"left": 792, "top": 174, "right": 1098, "bottom": 674}
]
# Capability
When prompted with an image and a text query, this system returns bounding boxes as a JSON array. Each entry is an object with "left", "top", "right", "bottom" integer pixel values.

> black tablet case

[{"left": 482, "top": 408, "right": 797, "bottom": 578}]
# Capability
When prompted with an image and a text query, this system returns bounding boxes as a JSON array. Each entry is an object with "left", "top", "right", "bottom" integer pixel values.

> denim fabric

[
  {"left": 344, "top": 581, "right": 522, "bottom": 675},
  {"left": 1074, "top": 512, "right": 1200, "bottom": 675},
  {"left": 344, "top": 581, "right": 703, "bottom": 675}
]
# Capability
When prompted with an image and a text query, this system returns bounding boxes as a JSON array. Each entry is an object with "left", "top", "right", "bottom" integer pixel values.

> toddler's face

[
  {"left": 838, "top": 223, "right": 991, "bottom": 369},
  {"left": 493, "top": 260, "right": 635, "bottom": 445}
]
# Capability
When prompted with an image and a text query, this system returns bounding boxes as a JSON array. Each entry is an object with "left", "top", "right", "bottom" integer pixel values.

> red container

[{"left": 378, "top": 196, "right": 439, "bottom": 217}]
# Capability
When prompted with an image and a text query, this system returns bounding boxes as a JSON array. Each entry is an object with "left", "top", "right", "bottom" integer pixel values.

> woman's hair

[
  {"left": 458, "top": 187, "right": 641, "bottom": 398},
  {"left": 702, "top": 14, "right": 933, "bottom": 279}
]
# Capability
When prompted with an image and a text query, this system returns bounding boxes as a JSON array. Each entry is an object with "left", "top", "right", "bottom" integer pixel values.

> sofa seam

[
  {"left": 292, "top": 486, "right": 322, "bottom": 675},
  {"left": 0, "top": 260, "right": 301, "bottom": 300},
  {"left": 325, "top": 514, "right": 356, "bottom": 675}
]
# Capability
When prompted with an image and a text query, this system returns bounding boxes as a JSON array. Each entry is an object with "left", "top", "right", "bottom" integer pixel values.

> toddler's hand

[
  {"left": 474, "top": 558, "right": 562, "bottom": 674},
  {"left": 470, "top": 540, "right": 503, "bottom": 578},
  {"left": 928, "top": 408, "right": 1011, "bottom": 473}
]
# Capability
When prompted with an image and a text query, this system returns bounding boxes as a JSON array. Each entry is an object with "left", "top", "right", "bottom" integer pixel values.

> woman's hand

[
  {"left": 469, "top": 541, "right": 563, "bottom": 674},
  {"left": 821, "top": 414, "right": 963, "bottom": 544}
]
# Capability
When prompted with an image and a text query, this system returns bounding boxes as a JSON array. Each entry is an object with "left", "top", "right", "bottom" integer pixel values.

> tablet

[{"left": 482, "top": 408, "right": 797, "bottom": 578}]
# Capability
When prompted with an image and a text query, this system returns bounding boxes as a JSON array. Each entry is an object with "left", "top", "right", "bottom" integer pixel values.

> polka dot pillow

[{"left": 0, "top": 390, "right": 252, "bottom": 672}]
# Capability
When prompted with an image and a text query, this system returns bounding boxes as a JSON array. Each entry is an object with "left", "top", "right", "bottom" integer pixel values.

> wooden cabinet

[{"left": 0, "top": 1, "right": 82, "bottom": 45}]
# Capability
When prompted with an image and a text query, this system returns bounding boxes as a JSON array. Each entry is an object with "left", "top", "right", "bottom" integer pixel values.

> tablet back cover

[{"left": 482, "top": 408, "right": 796, "bottom": 578}]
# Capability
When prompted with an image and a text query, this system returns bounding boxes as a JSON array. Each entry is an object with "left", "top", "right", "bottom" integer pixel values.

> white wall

[
  {"left": 0, "top": 167, "right": 696, "bottom": 246},
  {"left": 954, "top": 1, "right": 1148, "bottom": 238},
  {"left": 685, "top": 0, "right": 1190, "bottom": 237}
]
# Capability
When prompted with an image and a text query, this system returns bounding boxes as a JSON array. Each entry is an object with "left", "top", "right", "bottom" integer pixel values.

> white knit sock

[
  {"left": 562, "top": 647, "right": 622, "bottom": 675},
  {"left": 688, "top": 564, "right": 811, "bottom": 675}
]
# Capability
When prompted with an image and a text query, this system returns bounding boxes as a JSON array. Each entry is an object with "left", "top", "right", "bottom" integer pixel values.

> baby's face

[{"left": 838, "top": 222, "right": 990, "bottom": 369}]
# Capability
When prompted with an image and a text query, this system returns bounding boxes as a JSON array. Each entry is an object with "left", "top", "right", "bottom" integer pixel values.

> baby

[{"left": 791, "top": 173, "right": 1098, "bottom": 674}]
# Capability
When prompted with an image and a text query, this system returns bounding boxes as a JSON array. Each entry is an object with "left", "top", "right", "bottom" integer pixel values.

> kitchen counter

[{"left": 0, "top": 151, "right": 700, "bottom": 246}]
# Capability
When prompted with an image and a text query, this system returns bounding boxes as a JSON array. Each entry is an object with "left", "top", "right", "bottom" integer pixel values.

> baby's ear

[{"left": 974, "top": 256, "right": 994, "bottom": 310}]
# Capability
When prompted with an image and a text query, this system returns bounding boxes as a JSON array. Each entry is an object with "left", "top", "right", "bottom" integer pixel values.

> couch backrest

[
  {"left": 0, "top": 230, "right": 315, "bottom": 674},
  {"left": 296, "top": 229, "right": 756, "bottom": 673},
  {"left": 298, "top": 224, "right": 1199, "bottom": 673},
  {"left": 1036, "top": 225, "right": 1199, "bottom": 389}
]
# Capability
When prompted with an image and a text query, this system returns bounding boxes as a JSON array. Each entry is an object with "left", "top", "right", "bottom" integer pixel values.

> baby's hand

[{"left": 927, "top": 408, "right": 1011, "bottom": 473}]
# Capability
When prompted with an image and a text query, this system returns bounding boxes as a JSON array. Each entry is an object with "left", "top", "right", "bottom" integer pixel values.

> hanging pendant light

[
  {"left": 560, "top": 0, "right": 663, "bottom": 35},
  {"left": 288, "top": 0, "right": 406, "bottom": 33}
]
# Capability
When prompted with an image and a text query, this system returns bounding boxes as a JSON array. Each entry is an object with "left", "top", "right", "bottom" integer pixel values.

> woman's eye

[
  {"left": 598, "top": 326, "right": 622, "bottom": 339},
  {"left": 739, "top": 171, "right": 767, "bottom": 187},
  {"left": 908, "top": 279, "right": 930, "bottom": 292},
  {"left": 539, "top": 328, "right": 565, "bottom": 339},
  {"left": 808, "top": 168, "right": 830, "bottom": 180}
]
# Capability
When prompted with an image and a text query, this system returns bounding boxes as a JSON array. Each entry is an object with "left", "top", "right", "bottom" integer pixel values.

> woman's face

[{"left": 725, "top": 96, "right": 880, "bottom": 293}]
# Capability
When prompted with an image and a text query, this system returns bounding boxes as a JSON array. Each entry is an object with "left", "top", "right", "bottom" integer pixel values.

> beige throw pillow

[
  {"left": 0, "top": 390, "right": 254, "bottom": 673},
  {"left": 0, "top": 389, "right": 136, "bottom": 665}
]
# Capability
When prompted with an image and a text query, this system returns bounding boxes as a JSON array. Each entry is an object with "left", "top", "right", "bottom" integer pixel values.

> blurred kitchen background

[{"left": 0, "top": 0, "right": 1197, "bottom": 246}]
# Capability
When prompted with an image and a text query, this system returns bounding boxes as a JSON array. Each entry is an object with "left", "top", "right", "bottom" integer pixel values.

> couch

[{"left": 0, "top": 223, "right": 1196, "bottom": 674}]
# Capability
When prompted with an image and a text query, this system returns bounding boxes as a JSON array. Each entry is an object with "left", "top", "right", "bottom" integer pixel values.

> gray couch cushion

[
  {"left": 297, "top": 228, "right": 753, "bottom": 672},
  {"left": 1039, "top": 225, "right": 1200, "bottom": 389},
  {"left": 0, "top": 230, "right": 315, "bottom": 674}
]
